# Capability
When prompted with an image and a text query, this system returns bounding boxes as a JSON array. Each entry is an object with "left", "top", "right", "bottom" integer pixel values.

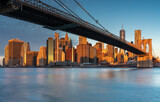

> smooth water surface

[{"left": 0, "top": 68, "right": 160, "bottom": 102}]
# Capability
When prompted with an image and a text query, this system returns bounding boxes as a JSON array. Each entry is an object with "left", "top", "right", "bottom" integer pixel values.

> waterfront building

[
  {"left": 94, "top": 42, "right": 102, "bottom": 50},
  {"left": 135, "top": 30, "right": 141, "bottom": 46},
  {"left": 79, "top": 36, "right": 87, "bottom": 45},
  {"left": 47, "top": 37, "right": 55, "bottom": 65},
  {"left": 107, "top": 44, "right": 114, "bottom": 58},
  {"left": 8, "top": 39, "right": 24, "bottom": 67},
  {"left": 124, "top": 54, "right": 128, "bottom": 63},
  {"left": 89, "top": 46, "right": 97, "bottom": 64},
  {"left": 37, "top": 46, "right": 47, "bottom": 67},
  {"left": 26, "top": 51, "right": 38, "bottom": 66},
  {"left": 66, "top": 47, "right": 76, "bottom": 62},
  {"left": 55, "top": 33, "right": 59, "bottom": 62},
  {"left": 117, "top": 53, "right": 124, "bottom": 63},
  {"left": 96, "top": 49, "right": 102, "bottom": 63},
  {"left": 120, "top": 25, "right": 125, "bottom": 54},
  {"left": 77, "top": 44, "right": 90, "bottom": 63},
  {"left": 127, "top": 51, "right": 134, "bottom": 60},
  {"left": 59, "top": 48, "right": 65, "bottom": 62},
  {"left": 21, "top": 42, "right": 30, "bottom": 66},
  {"left": 4, "top": 45, "right": 9, "bottom": 66}
]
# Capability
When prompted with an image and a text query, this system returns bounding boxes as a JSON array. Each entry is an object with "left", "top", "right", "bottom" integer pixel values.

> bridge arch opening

[
  {"left": 141, "top": 45, "right": 144, "bottom": 50},
  {"left": 146, "top": 44, "right": 149, "bottom": 53}
]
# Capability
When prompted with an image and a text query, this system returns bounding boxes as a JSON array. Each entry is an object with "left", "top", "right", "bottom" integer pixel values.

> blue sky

[{"left": 0, "top": 0, "right": 160, "bottom": 65}]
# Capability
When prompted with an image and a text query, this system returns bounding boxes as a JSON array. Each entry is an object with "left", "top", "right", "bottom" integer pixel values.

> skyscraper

[
  {"left": 21, "top": 42, "right": 30, "bottom": 66},
  {"left": 59, "top": 38, "right": 65, "bottom": 48},
  {"left": 26, "top": 51, "right": 38, "bottom": 66},
  {"left": 120, "top": 24, "right": 125, "bottom": 54},
  {"left": 55, "top": 33, "right": 59, "bottom": 61},
  {"left": 89, "top": 46, "right": 97, "bottom": 64},
  {"left": 79, "top": 36, "right": 87, "bottom": 45},
  {"left": 94, "top": 42, "right": 102, "bottom": 50},
  {"left": 66, "top": 47, "right": 76, "bottom": 62},
  {"left": 107, "top": 44, "right": 114, "bottom": 58},
  {"left": 8, "top": 39, "right": 24, "bottom": 67},
  {"left": 135, "top": 30, "right": 141, "bottom": 46},
  {"left": 68, "top": 37, "right": 72, "bottom": 48},
  {"left": 65, "top": 33, "right": 69, "bottom": 46},
  {"left": 4, "top": 45, "right": 9, "bottom": 66},
  {"left": 47, "top": 37, "right": 55, "bottom": 65},
  {"left": 59, "top": 48, "right": 65, "bottom": 62},
  {"left": 37, "top": 46, "right": 47, "bottom": 66},
  {"left": 77, "top": 44, "right": 90, "bottom": 63}
]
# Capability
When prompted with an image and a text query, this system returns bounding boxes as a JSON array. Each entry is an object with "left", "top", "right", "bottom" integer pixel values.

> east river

[{"left": 0, "top": 68, "right": 160, "bottom": 102}]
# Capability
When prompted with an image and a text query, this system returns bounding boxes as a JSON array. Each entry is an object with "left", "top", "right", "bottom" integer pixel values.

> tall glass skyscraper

[
  {"left": 120, "top": 24, "right": 125, "bottom": 54},
  {"left": 47, "top": 37, "right": 55, "bottom": 65}
]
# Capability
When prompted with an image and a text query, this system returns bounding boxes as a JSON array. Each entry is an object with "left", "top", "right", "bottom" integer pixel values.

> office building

[
  {"left": 37, "top": 46, "right": 47, "bottom": 66},
  {"left": 26, "top": 51, "right": 38, "bottom": 66},
  {"left": 8, "top": 39, "right": 24, "bottom": 67},
  {"left": 21, "top": 42, "right": 30, "bottom": 66},
  {"left": 55, "top": 33, "right": 59, "bottom": 62},
  {"left": 94, "top": 42, "right": 102, "bottom": 50},
  {"left": 89, "top": 46, "right": 97, "bottom": 64},
  {"left": 79, "top": 36, "right": 87, "bottom": 45},
  {"left": 47, "top": 37, "right": 55, "bottom": 65},
  {"left": 4, "top": 45, "right": 9, "bottom": 66},
  {"left": 77, "top": 44, "right": 90, "bottom": 63},
  {"left": 120, "top": 25, "right": 125, "bottom": 54},
  {"left": 66, "top": 47, "right": 76, "bottom": 62}
]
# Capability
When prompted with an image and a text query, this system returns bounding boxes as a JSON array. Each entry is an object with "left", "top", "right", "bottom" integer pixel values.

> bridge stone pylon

[{"left": 137, "top": 39, "right": 153, "bottom": 68}]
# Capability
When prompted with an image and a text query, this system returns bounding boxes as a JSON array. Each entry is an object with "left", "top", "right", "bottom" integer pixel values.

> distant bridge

[{"left": 0, "top": 0, "right": 155, "bottom": 58}]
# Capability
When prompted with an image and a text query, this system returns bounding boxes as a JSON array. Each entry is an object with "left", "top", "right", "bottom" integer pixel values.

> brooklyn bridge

[{"left": 0, "top": 0, "right": 158, "bottom": 67}]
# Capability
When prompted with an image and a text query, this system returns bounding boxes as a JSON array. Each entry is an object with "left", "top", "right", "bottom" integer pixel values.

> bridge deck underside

[{"left": 0, "top": 2, "right": 146, "bottom": 55}]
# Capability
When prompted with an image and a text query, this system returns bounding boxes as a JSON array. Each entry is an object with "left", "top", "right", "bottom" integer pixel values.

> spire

[
  {"left": 69, "top": 36, "right": 71, "bottom": 42},
  {"left": 65, "top": 33, "right": 69, "bottom": 41},
  {"left": 122, "top": 24, "right": 123, "bottom": 30}
]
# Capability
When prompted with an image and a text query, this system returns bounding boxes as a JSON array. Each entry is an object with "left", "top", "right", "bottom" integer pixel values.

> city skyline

[{"left": 1, "top": 0, "right": 160, "bottom": 65}]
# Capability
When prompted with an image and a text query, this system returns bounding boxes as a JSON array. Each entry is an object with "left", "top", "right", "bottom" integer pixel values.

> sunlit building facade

[
  {"left": 8, "top": 39, "right": 24, "bottom": 67},
  {"left": 21, "top": 42, "right": 30, "bottom": 66},
  {"left": 55, "top": 33, "right": 59, "bottom": 62},
  {"left": 79, "top": 36, "right": 87, "bottom": 45},
  {"left": 66, "top": 47, "right": 76, "bottom": 62},
  {"left": 4, "top": 45, "right": 9, "bottom": 66},
  {"left": 120, "top": 25, "right": 125, "bottom": 54},
  {"left": 77, "top": 44, "right": 90, "bottom": 63},
  {"left": 26, "top": 51, "right": 38, "bottom": 66},
  {"left": 37, "top": 46, "right": 47, "bottom": 66},
  {"left": 47, "top": 37, "right": 55, "bottom": 65},
  {"left": 89, "top": 46, "right": 97, "bottom": 64}
]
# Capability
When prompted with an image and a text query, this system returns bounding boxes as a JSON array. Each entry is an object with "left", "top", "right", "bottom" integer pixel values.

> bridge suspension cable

[
  {"left": 53, "top": 0, "right": 80, "bottom": 18},
  {"left": 73, "top": 0, "right": 108, "bottom": 31}
]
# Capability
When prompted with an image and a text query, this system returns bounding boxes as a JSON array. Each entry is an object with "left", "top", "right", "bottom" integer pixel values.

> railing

[{"left": 12, "top": 0, "right": 142, "bottom": 51}]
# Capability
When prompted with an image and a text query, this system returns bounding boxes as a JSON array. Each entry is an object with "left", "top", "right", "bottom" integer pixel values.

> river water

[{"left": 0, "top": 68, "right": 160, "bottom": 102}]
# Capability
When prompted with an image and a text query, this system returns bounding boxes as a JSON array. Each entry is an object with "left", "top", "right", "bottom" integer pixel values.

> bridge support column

[
  {"left": 137, "top": 39, "right": 153, "bottom": 68},
  {"left": 137, "top": 55, "right": 153, "bottom": 68}
]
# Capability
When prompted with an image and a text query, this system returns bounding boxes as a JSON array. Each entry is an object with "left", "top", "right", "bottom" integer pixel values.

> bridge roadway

[{"left": 0, "top": 0, "right": 149, "bottom": 55}]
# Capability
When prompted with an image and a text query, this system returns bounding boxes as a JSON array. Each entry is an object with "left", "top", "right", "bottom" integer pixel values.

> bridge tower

[{"left": 137, "top": 39, "right": 153, "bottom": 68}]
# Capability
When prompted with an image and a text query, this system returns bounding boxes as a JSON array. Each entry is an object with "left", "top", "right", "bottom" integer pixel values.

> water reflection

[{"left": 0, "top": 68, "right": 160, "bottom": 102}]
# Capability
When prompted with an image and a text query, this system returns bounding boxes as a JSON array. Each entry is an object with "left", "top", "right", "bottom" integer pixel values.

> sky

[{"left": 0, "top": 0, "right": 160, "bottom": 65}]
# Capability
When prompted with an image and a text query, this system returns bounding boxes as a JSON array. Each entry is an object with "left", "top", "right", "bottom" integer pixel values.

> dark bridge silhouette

[{"left": 0, "top": 0, "right": 151, "bottom": 55}]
